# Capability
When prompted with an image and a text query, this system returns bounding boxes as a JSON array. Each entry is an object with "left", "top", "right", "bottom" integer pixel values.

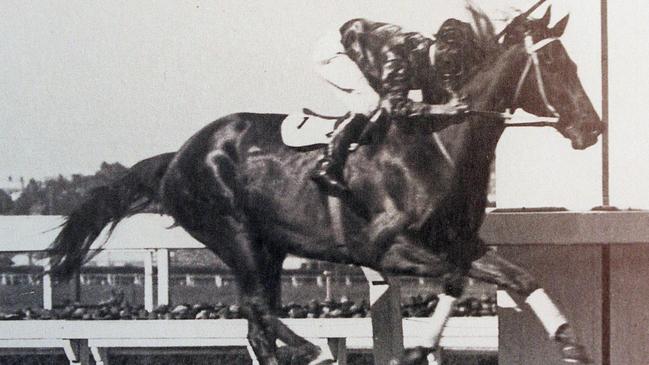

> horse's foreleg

[
  {"left": 468, "top": 248, "right": 592, "bottom": 364},
  {"left": 399, "top": 276, "right": 463, "bottom": 365},
  {"left": 379, "top": 237, "right": 465, "bottom": 365},
  {"left": 414, "top": 271, "right": 466, "bottom": 364}
]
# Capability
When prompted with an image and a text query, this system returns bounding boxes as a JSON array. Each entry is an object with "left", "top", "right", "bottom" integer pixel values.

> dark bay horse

[{"left": 47, "top": 7, "right": 603, "bottom": 365}]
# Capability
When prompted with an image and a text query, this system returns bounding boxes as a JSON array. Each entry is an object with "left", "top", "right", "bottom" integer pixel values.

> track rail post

[
  {"left": 42, "top": 260, "right": 53, "bottom": 310},
  {"left": 90, "top": 347, "right": 109, "bottom": 365},
  {"left": 156, "top": 248, "right": 170, "bottom": 306},
  {"left": 361, "top": 267, "right": 403, "bottom": 365},
  {"left": 63, "top": 339, "right": 89, "bottom": 365},
  {"left": 143, "top": 250, "right": 154, "bottom": 311}
]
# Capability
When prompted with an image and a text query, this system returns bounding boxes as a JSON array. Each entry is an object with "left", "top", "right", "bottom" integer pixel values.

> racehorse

[{"left": 46, "top": 4, "right": 604, "bottom": 365}]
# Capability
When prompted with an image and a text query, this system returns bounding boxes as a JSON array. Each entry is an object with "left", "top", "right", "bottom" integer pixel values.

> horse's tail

[{"left": 46, "top": 152, "right": 175, "bottom": 279}]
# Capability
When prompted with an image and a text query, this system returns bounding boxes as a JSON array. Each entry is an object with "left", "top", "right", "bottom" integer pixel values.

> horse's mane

[
  {"left": 455, "top": 4, "right": 510, "bottom": 107},
  {"left": 464, "top": 4, "right": 502, "bottom": 76},
  {"left": 466, "top": 3, "right": 498, "bottom": 53},
  {"left": 460, "top": 4, "right": 560, "bottom": 106}
]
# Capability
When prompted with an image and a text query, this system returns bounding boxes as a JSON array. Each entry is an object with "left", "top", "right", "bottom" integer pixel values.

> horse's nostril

[{"left": 586, "top": 121, "right": 605, "bottom": 135}]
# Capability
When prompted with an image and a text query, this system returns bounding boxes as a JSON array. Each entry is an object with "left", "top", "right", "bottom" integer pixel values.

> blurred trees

[
  {"left": 0, "top": 190, "right": 12, "bottom": 214},
  {"left": 1, "top": 160, "right": 496, "bottom": 215},
  {"left": 0, "top": 254, "right": 13, "bottom": 267},
  {"left": 2, "top": 162, "right": 127, "bottom": 215}
]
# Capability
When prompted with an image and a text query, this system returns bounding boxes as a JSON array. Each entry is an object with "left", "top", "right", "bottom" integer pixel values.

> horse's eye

[
  {"left": 542, "top": 48, "right": 565, "bottom": 72},
  {"left": 543, "top": 53, "right": 555, "bottom": 66}
]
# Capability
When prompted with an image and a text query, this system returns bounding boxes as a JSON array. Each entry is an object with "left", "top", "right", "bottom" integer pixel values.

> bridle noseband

[{"left": 471, "top": 35, "right": 562, "bottom": 128}]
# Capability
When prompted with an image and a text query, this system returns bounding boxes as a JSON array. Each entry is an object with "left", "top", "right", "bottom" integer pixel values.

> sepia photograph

[{"left": 0, "top": 1, "right": 647, "bottom": 364}]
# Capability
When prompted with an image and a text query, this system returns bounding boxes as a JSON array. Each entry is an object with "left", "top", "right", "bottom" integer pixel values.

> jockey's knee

[{"left": 349, "top": 90, "right": 380, "bottom": 116}]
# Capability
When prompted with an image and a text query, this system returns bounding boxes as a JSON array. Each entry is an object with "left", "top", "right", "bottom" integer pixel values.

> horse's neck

[
  {"left": 424, "top": 46, "right": 526, "bottom": 233},
  {"left": 371, "top": 45, "right": 526, "bottom": 235},
  {"left": 451, "top": 46, "right": 527, "bottom": 198}
]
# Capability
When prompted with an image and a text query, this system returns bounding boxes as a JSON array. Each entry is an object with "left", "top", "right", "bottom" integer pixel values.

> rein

[
  {"left": 470, "top": 35, "right": 561, "bottom": 129},
  {"left": 469, "top": 110, "right": 558, "bottom": 128}
]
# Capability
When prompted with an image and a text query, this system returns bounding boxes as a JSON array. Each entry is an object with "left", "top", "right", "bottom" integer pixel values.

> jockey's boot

[
  {"left": 355, "top": 108, "right": 388, "bottom": 149},
  {"left": 311, "top": 114, "right": 369, "bottom": 197}
]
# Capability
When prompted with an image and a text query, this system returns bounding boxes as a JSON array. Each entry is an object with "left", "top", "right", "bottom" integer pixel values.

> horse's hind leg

[
  {"left": 227, "top": 247, "right": 281, "bottom": 364},
  {"left": 257, "top": 250, "right": 334, "bottom": 365},
  {"left": 210, "top": 231, "right": 327, "bottom": 365},
  {"left": 468, "top": 248, "right": 592, "bottom": 364}
]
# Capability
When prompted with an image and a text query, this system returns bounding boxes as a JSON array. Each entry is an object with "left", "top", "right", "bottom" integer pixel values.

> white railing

[
  {"left": 0, "top": 317, "right": 497, "bottom": 365},
  {"left": 5, "top": 211, "right": 649, "bottom": 363},
  {"left": 1, "top": 214, "right": 214, "bottom": 311},
  {"left": 0, "top": 214, "right": 498, "bottom": 364}
]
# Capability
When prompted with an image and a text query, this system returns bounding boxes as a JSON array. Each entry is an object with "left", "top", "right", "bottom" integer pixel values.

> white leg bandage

[
  {"left": 525, "top": 288, "right": 568, "bottom": 338},
  {"left": 496, "top": 290, "right": 521, "bottom": 312},
  {"left": 415, "top": 294, "right": 456, "bottom": 348}
]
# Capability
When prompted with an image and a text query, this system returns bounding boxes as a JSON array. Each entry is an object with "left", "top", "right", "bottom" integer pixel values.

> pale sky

[{"left": 1, "top": 1, "right": 647, "bottom": 209}]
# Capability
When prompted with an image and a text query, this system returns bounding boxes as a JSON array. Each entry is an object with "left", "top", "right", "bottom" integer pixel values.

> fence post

[
  {"left": 157, "top": 249, "right": 169, "bottom": 306},
  {"left": 63, "top": 339, "right": 90, "bottom": 365},
  {"left": 43, "top": 260, "right": 53, "bottom": 310},
  {"left": 143, "top": 250, "right": 154, "bottom": 311},
  {"left": 90, "top": 347, "right": 109, "bottom": 365},
  {"left": 291, "top": 275, "right": 299, "bottom": 288},
  {"left": 361, "top": 267, "right": 403, "bottom": 365},
  {"left": 329, "top": 338, "right": 347, "bottom": 365},
  {"left": 72, "top": 271, "right": 81, "bottom": 302},
  {"left": 324, "top": 270, "right": 332, "bottom": 301},
  {"left": 185, "top": 274, "right": 194, "bottom": 287}
]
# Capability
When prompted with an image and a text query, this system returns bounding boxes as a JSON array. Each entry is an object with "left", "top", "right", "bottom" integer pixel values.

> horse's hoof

[
  {"left": 555, "top": 324, "right": 592, "bottom": 364},
  {"left": 560, "top": 344, "right": 593, "bottom": 364}
]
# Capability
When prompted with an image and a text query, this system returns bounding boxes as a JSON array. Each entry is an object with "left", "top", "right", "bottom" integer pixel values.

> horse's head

[{"left": 500, "top": 5, "right": 605, "bottom": 149}]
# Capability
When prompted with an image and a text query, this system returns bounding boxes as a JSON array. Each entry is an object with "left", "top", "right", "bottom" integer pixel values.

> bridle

[{"left": 470, "top": 34, "right": 562, "bottom": 129}]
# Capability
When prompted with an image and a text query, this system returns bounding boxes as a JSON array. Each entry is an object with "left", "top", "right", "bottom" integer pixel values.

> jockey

[{"left": 311, "top": 18, "right": 484, "bottom": 196}]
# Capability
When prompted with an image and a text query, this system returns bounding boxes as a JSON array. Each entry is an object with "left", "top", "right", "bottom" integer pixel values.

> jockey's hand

[
  {"left": 441, "top": 96, "right": 469, "bottom": 116},
  {"left": 429, "top": 96, "right": 468, "bottom": 116}
]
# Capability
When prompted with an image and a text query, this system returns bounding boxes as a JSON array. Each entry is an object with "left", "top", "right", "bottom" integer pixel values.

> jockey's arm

[{"left": 379, "top": 44, "right": 466, "bottom": 121}]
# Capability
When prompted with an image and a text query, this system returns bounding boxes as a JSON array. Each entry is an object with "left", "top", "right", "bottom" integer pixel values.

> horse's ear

[
  {"left": 540, "top": 5, "right": 552, "bottom": 28},
  {"left": 551, "top": 14, "right": 570, "bottom": 37}
]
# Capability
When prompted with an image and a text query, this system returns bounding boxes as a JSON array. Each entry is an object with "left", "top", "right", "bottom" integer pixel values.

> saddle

[{"left": 280, "top": 108, "right": 350, "bottom": 147}]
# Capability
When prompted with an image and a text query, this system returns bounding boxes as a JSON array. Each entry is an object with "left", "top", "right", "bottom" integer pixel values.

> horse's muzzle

[{"left": 559, "top": 120, "right": 606, "bottom": 150}]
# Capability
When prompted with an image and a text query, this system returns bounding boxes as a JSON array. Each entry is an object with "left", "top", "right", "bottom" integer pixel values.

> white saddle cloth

[{"left": 281, "top": 112, "right": 341, "bottom": 147}]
